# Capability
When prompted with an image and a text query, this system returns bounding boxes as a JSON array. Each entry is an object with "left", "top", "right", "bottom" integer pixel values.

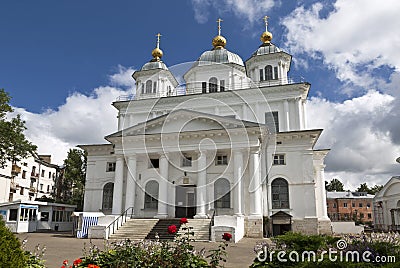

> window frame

[
  {"left": 271, "top": 178, "right": 289, "bottom": 209},
  {"left": 273, "top": 154, "right": 285, "bottom": 165},
  {"left": 106, "top": 162, "right": 116, "bottom": 172},
  {"left": 215, "top": 155, "right": 228, "bottom": 166}
]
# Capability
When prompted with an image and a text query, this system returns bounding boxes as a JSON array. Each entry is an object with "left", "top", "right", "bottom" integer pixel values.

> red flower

[
  {"left": 180, "top": 218, "right": 188, "bottom": 224},
  {"left": 63, "top": 260, "right": 69, "bottom": 265},
  {"left": 88, "top": 264, "right": 100, "bottom": 268},
  {"left": 73, "top": 258, "right": 82, "bottom": 266},
  {"left": 222, "top": 232, "right": 232, "bottom": 241},
  {"left": 168, "top": 224, "right": 177, "bottom": 234}
]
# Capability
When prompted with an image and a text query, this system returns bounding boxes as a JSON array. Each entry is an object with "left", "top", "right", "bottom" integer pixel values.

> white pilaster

[
  {"left": 283, "top": 99, "right": 290, "bottom": 131},
  {"left": 233, "top": 150, "right": 243, "bottom": 216},
  {"left": 249, "top": 150, "right": 262, "bottom": 217},
  {"left": 112, "top": 156, "right": 125, "bottom": 215},
  {"left": 195, "top": 151, "right": 207, "bottom": 218},
  {"left": 318, "top": 164, "right": 329, "bottom": 219},
  {"left": 125, "top": 155, "right": 137, "bottom": 216},
  {"left": 157, "top": 154, "right": 169, "bottom": 218}
]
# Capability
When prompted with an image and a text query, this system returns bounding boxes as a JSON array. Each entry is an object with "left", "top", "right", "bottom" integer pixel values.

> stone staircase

[
  {"left": 178, "top": 219, "right": 211, "bottom": 241},
  {"left": 109, "top": 219, "right": 159, "bottom": 240},
  {"left": 145, "top": 219, "right": 182, "bottom": 240}
]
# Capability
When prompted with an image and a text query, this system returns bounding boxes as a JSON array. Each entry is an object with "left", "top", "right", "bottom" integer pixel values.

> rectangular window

[
  {"left": 149, "top": 158, "right": 159, "bottom": 168},
  {"left": 141, "top": 84, "right": 144, "bottom": 94},
  {"left": 367, "top": 203, "right": 371, "bottom": 208},
  {"left": 41, "top": 170, "right": 45, "bottom": 177},
  {"left": 20, "top": 187, "right": 24, "bottom": 195},
  {"left": 202, "top": 82, "right": 207, "bottom": 93},
  {"left": 333, "top": 203, "right": 337, "bottom": 208},
  {"left": 22, "top": 170, "right": 26, "bottom": 179},
  {"left": 215, "top": 155, "right": 228, "bottom": 165},
  {"left": 343, "top": 203, "right": 347, "bottom": 208},
  {"left": 360, "top": 213, "right": 364, "bottom": 218},
  {"left": 40, "top": 184, "right": 43, "bottom": 191},
  {"left": 359, "top": 203, "right": 363, "bottom": 207},
  {"left": 352, "top": 203, "right": 355, "bottom": 207},
  {"left": 106, "top": 162, "right": 116, "bottom": 172},
  {"left": 273, "top": 66, "right": 278, "bottom": 80},
  {"left": 259, "top": 69, "right": 264, "bottom": 81},
  {"left": 47, "top": 185, "right": 50, "bottom": 193},
  {"left": 273, "top": 154, "right": 285, "bottom": 165},
  {"left": 9, "top": 209, "right": 18, "bottom": 221},
  {"left": 220, "top": 80, "right": 225, "bottom": 91},
  {"left": 265, "top": 111, "right": 279, "bottom": 133},
  {"left": 48, "top": 171, "right": 51, "bottom": 178},
  {"left": 182, "top": 155, "right": 192, "bottom": 167},
  {"left": 368, "top": 213, "right": 372, "bottom": 219}
]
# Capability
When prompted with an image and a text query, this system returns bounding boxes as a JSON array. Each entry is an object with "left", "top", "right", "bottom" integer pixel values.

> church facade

[{"left": 81, "top": 18, "right": 331, "bottom": 238}]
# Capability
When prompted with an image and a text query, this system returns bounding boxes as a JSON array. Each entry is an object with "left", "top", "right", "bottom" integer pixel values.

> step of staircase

[
  {"left": 145, "top": 219, "right": 182, "bottom": 240},
  {"left": 178, "top": 219, "right": 211, "bottom": 241},
  {"left": 109, "top": 219, "right": 159, "bottom": 240}
]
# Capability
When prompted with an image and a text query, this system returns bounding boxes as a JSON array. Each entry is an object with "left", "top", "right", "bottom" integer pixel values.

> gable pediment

[{"left": 106, "top": 109, "right": 262, "bottom": 139}]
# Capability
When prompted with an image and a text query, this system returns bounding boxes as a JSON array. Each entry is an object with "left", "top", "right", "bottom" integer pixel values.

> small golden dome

[
  {"left": 260, "top": 31, "right": 273, "bottom": 44},
  {"left": 151, "top": 47, "right": 163, "bottom": 61},
  {"left": 212, "top": 35, "right": 226, "bottom": 49}
]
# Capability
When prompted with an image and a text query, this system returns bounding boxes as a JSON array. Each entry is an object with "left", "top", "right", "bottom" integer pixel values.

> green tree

[
  {"left": 0, "top": 220, "right": 27, "bottom": 267},
  {"left": 0, "top": 89, "right": 37, "bottom": 167},
  {"left": 356, "top": 183, "right": 383, "bottom": 195},
  {"left": 61, "top": 148, "right": 87, "bottom": 211},
  {"left": 357, "top": 182, "right": 370, "bottom": 193},
  {"left": 369, "top": 184, "right": 383, "bottom": 194},
  {"left": 325, "top": 178, "right": 345, "bottom": 192}
]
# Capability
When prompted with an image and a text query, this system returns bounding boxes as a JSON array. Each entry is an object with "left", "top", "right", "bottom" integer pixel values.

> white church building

[{"left": 81, "top": 18, "right": 331, "bottom": 238}]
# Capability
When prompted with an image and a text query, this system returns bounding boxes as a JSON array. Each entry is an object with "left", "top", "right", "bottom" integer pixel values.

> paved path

[{"left": 17, "top": 232, "right": 268, "bottom": 268}]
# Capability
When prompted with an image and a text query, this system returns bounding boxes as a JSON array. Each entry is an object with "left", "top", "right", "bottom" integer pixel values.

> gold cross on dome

[
  {"left": 217, "top": 18, "right": 223, "bottom": 35},
  {"left": 156, "top": 33, "right": 162, "bottom": 48},
  {"left": 263, "top": 16, "right": 269, "bottom": 31}
]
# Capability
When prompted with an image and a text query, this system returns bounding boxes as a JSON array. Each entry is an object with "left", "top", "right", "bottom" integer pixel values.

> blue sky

[{"left": 1, "top": 0, "right": 399, "bottom": 189}]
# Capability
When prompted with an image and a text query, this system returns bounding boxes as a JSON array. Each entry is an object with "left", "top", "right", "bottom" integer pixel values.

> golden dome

[
  {"left": 212, "top": 35, "right": 226, "bottom": 49},
  {"left": 151, "top": 47, "right": 163, "bottom": 61},
  {"left": 260, "top": 31, "right": 273, "bottom": 44}
]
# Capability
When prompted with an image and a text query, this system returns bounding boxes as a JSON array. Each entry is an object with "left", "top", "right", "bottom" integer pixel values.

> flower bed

[
  {"left": 251, "top": 232, "right": 400, "bottom": 267},
  {"left": 61, "top": 218, "right": 232, "bottom": 268}
]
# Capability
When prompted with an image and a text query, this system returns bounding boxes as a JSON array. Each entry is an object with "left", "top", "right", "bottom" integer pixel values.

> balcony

[
  {"left": 11, "top": 164, "right": 21, "bottom": 175},
  {"left": 29, "top": 186, "right": 37, "bottom": 193},
  {"left": 31, "top": 172, "right": 39, "bottom": 178}
]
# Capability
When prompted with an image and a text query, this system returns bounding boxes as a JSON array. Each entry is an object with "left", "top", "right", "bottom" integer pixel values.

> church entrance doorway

[
  {"left": 271, "top": 211, "right": 292, "bottom": 236},
  {"left": 175, "top": 185, "right": 196, "bottom": 218}
]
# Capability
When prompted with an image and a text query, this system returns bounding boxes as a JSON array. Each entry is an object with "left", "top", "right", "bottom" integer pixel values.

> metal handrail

[
  {"left": 209, "top": 209, "right": 216, "bottom": 241},
  {"left": 105, "top": 207, "right": 134, "bottom": 239}
]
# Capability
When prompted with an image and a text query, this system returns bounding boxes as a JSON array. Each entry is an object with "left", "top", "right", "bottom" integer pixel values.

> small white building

[
  {"left": 81, "top": 19, "right": 331, "bottom": 238},
  {"left": 0, "top": 154, "right": 60, "bottom": 203},
  {"left": 374, "top": 176, "right": 400, "bottom": 231},
  {"left": 0, "top": 200, "right": 76, "bottom": 233}
]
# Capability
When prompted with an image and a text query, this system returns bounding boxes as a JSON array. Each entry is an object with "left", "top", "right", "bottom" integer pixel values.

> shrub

[{"left": 0, "top": 220, "right": 27, "bottom": 267}]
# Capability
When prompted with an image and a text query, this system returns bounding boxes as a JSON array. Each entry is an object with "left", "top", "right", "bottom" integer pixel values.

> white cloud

[
  {"left": 191, "top": 0, "right": 275, "bottom": 25},
  {"left": 12, "top": 67, "right": 135, "bottom": 165},
  {"left": 281, "top": 0, "right": 400, "bottom": 91},
  {"left": 308, "top": 91, "right": 400, "bottom": 189}
]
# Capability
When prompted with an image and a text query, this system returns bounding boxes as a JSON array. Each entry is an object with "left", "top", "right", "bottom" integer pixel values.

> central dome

[{"left": 196, "top": 48, "right": 244, "bottom": 67}]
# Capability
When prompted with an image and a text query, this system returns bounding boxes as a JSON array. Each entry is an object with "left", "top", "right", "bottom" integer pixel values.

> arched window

[
  {"left": 209, "top": 77, "right": 218, "bottom": 93},
  {"left": 265, "top": 65, "right": 273, "bottom": 80},
  {"left": 145, "top": 80, "right": 152, "bottom": 94},
  {"left": 214, "top": 178, "right": 230, "bottom": 208},
  {"left": 144, "top": 180, "right": 159, "bottom": 209},
  {"left": 102, "top": 182, "right": 114, "bottom": 211},
  {"left": 271, "top": 178, "right": 289, "bottom": 209}
]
